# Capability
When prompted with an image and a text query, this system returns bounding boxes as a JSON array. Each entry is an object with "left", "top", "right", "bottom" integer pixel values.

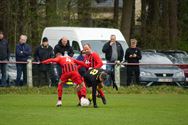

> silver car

[{"left": 140, "top": 52, "right": 185, "bottom": 86}]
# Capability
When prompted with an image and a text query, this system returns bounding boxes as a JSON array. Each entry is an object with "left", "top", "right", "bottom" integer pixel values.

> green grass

[
  {"left": 0, "top": 94, "right": 188, "bottom": 125},
  {"left": 0, "top": 85, "right": 188, "bottom": 94}
]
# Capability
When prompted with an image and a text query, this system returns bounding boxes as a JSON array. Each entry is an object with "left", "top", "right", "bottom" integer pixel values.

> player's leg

[
  {"left": 77, "top": 83, "right": 87, "bottom": 106},
  {"left": 56, "top": 74, "right": 68, "bottom": 107},
  {"left": 71, "top": 72, "right": 87, "bottom": 105},
  {"left": 97, "top": 87, "right": 106, "bottom": 105},
  {"left": 56, "top": 81, "right": 63, "bottom": 107}
]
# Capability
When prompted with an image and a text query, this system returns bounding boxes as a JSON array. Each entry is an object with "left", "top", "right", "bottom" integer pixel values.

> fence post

[
  {"left": 27, "top": 59, "right": 33, "bottom": 87},
  {"left": 114, "top": 62, "right": 121, "bottom": 88}
]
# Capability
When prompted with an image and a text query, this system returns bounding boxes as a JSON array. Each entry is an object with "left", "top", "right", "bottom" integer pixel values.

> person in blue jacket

[{"left": 15, "top": 35, "right": 32, "bottom": 86}]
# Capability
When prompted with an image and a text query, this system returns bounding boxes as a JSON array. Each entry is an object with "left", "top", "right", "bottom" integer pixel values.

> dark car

[
  {"left": 158, "top": 50, "right": 188, "bottom": 84},
  {"left": 139, "top": 52, "right": 185, "bottom": 86}
]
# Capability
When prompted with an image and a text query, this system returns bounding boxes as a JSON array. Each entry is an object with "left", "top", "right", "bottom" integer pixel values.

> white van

[{"left": 41, "top": 27, "right": 128, "bottom": 60}]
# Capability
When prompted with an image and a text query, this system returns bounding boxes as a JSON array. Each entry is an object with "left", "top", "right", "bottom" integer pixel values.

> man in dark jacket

[
  {"left": 124, "top": 39, "right": 142, "bottom": 86},
  {"left": 0, "top": 31, "right": 9, "bottom": 87},
  {"left": 15, "top": 35, "right": 32, "bottom": 86},
  {"left": 102, "top": 35, "right": 124, "bottom": 87},
  {"left": 54, "top": 36, "right": 74, "bottom": 57},
  {"left": 34, "top": 37, "right": 54, "bottom": 87},
  {"left": 54, "top": 36, "right": 74, "bottom": 79}
]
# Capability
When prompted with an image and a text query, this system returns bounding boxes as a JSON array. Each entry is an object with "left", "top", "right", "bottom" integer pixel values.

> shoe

[
  {"left": 101, "top": 96, "right": 106, "bottom": 105},
  {"left": 77, "top": 103, "right": 81, "bottom": 106},
  {"left": 94, "top": 105, "right": 98, "bottom": 108},
  {"left": 56, "top": 100, "right": 62, "bottom": 107},
  {"left": 113, "top": 82, "right": 118, "bottom": 91}
]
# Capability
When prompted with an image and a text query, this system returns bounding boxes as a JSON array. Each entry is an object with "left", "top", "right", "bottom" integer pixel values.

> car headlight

[
  {"left": 174, "top": 71, "right": 185, "bottom": 77},
  {"left": 140, "top": 71, "right": 153, "bottom": 77}
]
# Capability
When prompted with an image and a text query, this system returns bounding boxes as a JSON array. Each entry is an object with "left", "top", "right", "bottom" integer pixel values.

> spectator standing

[
  {"left": 15, "top": 35, "right": 32, "bottom": 86},
  {"left": 54, "top": 36, "right": 74, "bottom": 57},
  {"left": 0, "top": 31, "right": 9, "bottom": 87},
  {"left": 124, "top": 39, "right": 142, "bottom": 86},
  {"left": 102, "top": 35, "right": 124, "bottom": 86},
  {"left": 54, "top": 36, "right": 74, "bottom": 78},
  {"left": 34, "top": 37, "right": 54, "bottom": 87}
]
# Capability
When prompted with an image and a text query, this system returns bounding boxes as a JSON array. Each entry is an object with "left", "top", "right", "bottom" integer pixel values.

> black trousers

[
  {"left": 37, "top": 64, "right": 52, "bottom": 86},
  {"left": 38, "top": 70, "right": 51, "bottom": 86},
  {"left": 0, "top": 62, "right": 7, "bottom": 85},
  {"left": 16, "top": 64, "right": 27, "bottom": 86},
  {"left": 127, "top": 66, "right": 140, "bottom": 86}
]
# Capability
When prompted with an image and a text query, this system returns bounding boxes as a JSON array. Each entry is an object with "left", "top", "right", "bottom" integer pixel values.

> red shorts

[{"left": 60, "top": 71, "right": 83, "bottom": 85}]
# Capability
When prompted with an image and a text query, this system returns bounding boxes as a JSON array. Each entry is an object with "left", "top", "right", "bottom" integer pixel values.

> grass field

[{"left": 0, "top": 93, "right": 188, "bottom": 125}]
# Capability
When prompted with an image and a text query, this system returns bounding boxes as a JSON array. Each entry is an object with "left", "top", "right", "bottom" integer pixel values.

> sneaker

[
  {"left": 101, "top": 96, "right": 106, "bottom": 105},
  {"left": 94, "top": 104, "right": 98, "bottom": 108},
  {"left": 56, "top": 100, "right": 62, "bottom": 107}
]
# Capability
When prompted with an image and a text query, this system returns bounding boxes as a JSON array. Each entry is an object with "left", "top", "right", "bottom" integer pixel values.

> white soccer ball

[{"left": 80, "top": 97, "right": 90, "bottom": 107}]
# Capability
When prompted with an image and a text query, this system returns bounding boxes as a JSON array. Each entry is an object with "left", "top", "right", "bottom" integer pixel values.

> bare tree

[
  {"left": 120, "top": 0, "right": 134, "bottom": 43},
  {"left": 46, "top": 0, "right": 58, "bottom": 26},
  {"left": 77, "top": 0, "right": 92, "bottom": 26},
  {"left": 161, "top": 0, "right": 170, "bottom": 48},
  {"left": 113, "top": 0, "right": 119, "bottom": 27},
  {"left": 169, "top": 0, "right": 178, "bottom": 47},
  {"left": 29, "top": 0, "right": 39, "bottom": 45}
]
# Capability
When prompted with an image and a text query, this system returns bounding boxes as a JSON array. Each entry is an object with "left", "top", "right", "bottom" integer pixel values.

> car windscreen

[
  {"left": 81, "top": 40, "right": 128, "bottom": 59},
  {"left": 164, "top": 53, "right": 188, "bottom": 64},
  {"left": 140, "top": 52, "right": 180, "bottom": 69},
  {"left": 141, "top": 52, "right": 173, "bottom": 64}
]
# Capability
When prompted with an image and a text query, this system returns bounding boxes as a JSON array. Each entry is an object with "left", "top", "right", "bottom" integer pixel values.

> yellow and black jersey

[{"left": 84, "top": 68, "right": 105, "bottom": 87}]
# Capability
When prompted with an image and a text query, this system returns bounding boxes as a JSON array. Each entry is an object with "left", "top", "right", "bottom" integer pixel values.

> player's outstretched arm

[
  {"left": 74, "top": 59, "right": 89, "bottom": 68},
  {"left": 42, "top": 58, "right": 59, "bottom": 64}
]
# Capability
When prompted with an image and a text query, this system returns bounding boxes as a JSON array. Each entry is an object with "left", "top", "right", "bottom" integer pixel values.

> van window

[
  {"left": 81, "top": 40, "right": 128, "bottom": 60},
  {"left": 72, "top": 41, "right": 80, "bottom": 51}
]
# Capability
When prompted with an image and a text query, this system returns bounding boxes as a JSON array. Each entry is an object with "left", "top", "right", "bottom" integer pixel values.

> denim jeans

[{"left": 16, "top": 64, "right": 27, "bottom": 86}]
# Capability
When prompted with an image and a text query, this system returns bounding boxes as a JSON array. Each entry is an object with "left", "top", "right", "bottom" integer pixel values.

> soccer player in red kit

[
  {"left": 81, "top": 43, "right": 107, "bottom": 104},
  {"left": 42, "top": 53, "right": 89, "bottom": 107}
]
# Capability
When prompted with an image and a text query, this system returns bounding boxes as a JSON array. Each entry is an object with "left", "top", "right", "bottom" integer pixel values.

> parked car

[
  {"left": 0, "top": 54, "right": 19, "bottom": 86},
  {"left": 0, "top": 53, "right": 59, "bottom": 87},
  {"left": 139, "top": 52, "right": 185, "bottom": 86},
  {"left": 158, "top": 50, "right": 188, "bottom": 84}
]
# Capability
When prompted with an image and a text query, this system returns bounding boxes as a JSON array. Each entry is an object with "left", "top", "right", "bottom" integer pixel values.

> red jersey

[
  {"left": 42, "top": 56, "right": 89, "bottom": 73},
  {"left": 84, "top": 52, "right": 103, "bottom": 68}
]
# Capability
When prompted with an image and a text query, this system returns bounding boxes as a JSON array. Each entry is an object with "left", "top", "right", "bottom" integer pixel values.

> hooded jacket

[{"left": 54, "top": 39, "right": 74, "bottom": 57}]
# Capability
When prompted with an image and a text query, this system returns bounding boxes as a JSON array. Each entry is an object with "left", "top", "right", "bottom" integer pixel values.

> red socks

[
  {"left": 97, "top": 88, "right": 105, "bottom": 97},
  {"left": 77, "top": 85, "right": 87, "bottom": 100},
  {"left": 57, "top": 83, "right": 63, "bottom": 100}
]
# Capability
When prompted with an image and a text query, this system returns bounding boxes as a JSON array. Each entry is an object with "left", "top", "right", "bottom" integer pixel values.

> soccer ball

[{"left": 80, "top": 97, "right": 90, "bottom": 107}]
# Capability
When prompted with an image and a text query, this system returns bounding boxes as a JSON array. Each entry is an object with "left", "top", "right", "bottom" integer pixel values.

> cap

[{"left": 42, "top": 37, "right": 48, "bottom": 42}]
